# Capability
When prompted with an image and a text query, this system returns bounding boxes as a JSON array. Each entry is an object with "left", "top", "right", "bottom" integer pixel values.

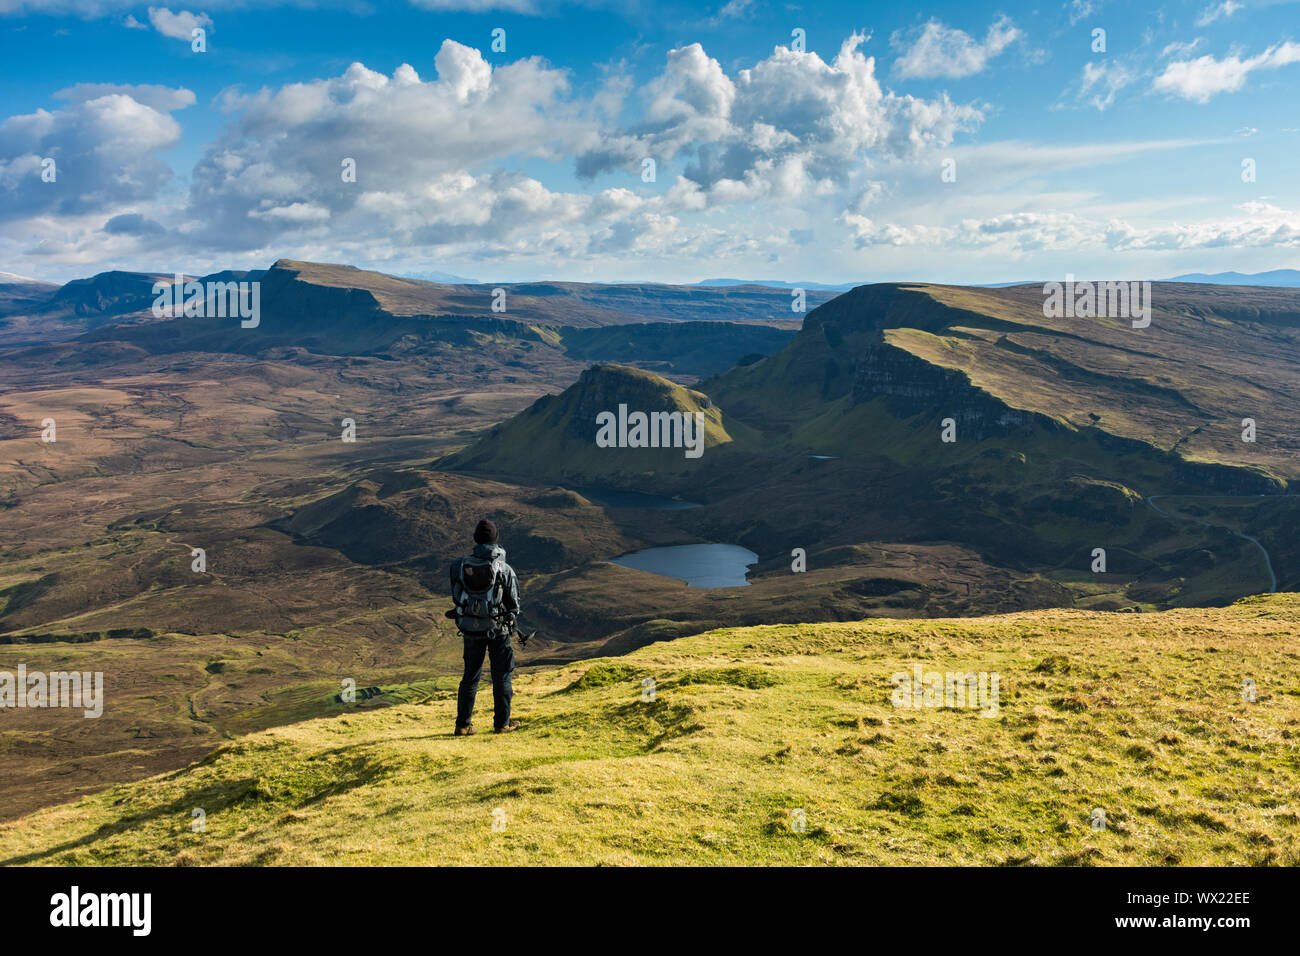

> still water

[
  {"left": 580, "top": 488, "right": 702, "bottom": 510},
  {"left": 608, "top": 543, "right": 758, "bottom": 588}
]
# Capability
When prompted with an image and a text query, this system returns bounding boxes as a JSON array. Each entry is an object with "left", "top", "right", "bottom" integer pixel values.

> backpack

[{"left": 454, "top": 553, "right": 507, "bottom": 635}]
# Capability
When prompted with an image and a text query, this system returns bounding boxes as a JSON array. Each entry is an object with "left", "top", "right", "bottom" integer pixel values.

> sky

[{"left": 1, "top": 0, "right": 1298, "bottom": 285}]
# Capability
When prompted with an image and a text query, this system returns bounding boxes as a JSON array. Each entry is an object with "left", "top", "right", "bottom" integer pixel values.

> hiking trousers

[{"left": 456, "top": 633, "right": 514, "bottom": 730}]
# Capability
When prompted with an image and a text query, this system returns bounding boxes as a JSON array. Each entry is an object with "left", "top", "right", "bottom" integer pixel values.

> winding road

[{"left": 1146, "top": 494, "right": 1278, "bottom": 594}]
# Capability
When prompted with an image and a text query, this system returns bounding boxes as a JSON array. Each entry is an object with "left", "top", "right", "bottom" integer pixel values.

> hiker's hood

[{"left": 472, "top": 542, "right": 505, "bottom": 560}]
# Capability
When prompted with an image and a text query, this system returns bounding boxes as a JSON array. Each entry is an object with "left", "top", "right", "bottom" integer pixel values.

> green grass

[{"left": 3, "top": 594, "right": 1298, "bottom": 866}]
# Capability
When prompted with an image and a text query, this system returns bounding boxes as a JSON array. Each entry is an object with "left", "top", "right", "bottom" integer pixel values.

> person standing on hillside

[{"left": 449, "top": 518, "right": 521, "bottom": 735}]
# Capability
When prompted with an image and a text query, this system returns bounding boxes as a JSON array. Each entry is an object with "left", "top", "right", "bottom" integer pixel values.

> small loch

[{"left": 608, "top": 543, "right": 758, "bottom": 588}]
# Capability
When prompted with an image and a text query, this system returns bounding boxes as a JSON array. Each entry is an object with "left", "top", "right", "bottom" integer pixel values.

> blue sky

[{"left": 1, "top": 0, "right": 1298, "bottom": 285}]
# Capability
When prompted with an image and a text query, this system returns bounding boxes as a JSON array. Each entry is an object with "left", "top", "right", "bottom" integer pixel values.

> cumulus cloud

[
  {"left": 892, "top": 15, "right": 1021, "bottom": 79},
  {"left": 181, "top": 43, "right": 601, "bottom": 252},
  {"left": 1153, "top": 42, "right": 1300, "bottom": 102},
  {"left": 104, "top": 211, "right": 166, "bottom": 235},
  {"left": 147, "top": 6, "right": 211, "bottom": 41},
  {"left": 126, "top": 33, "right": 983, "bottom": 267},
  {"left": 0, "top": 88, "right": 186, "bottom": 222},
  {"left": 578, "top": 34, "right": 983, "bottom": 201},
  {"left": 54, "top": 82, "right": 196, "bottom": 112}
]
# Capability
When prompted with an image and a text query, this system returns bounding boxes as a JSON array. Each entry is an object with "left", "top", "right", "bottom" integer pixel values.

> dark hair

[{"left": 473, "top": 519, "right": 498, "bottom": 544}]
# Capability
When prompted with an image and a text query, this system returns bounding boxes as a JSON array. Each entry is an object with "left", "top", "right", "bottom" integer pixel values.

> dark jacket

[{"left": 450, "top": 542, "right": 520, "bottom": 635}]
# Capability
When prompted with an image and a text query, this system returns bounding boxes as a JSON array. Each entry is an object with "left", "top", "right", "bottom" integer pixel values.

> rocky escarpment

[
  {"left": 257, "top": 261, "right": 389, "bottom": 329},
  {"left": 851, "top": 337, "right": 1067, "bottom": 440},
  {"left": 1173, "top": 460, "right": 1287, "bottom": 495}
]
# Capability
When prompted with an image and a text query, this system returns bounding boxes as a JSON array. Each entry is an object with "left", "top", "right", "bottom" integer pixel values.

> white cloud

[
  {"left": 1161, "top": 38, "right": 1202, "bottom": 58},
  {"left": 1153, "top": 41, "right": 1300, "bottom": 102},
  {"left": 407, "top": 0, "right": 540, "bottom": 12},
  {"left": 1067, "top": 0, "right": 1097, "bottom": 27},
  {"left": 1076, "top": 61, "right": 1136, "bottom": 111},
  {"left": 715, "top": 0, "right": 753, "bottom": 19},
  {"left": 0, "top": 90, "right": 184, "bottom": 223},
  {"left": 840, "top": 201, "right": 1300, "bottom": 254},
  {"left": 2, "top": 32, "right": 987, "bottom": 271},
  {"left": 892, "top": 15, "right": 1021, "bottom": 79},
  {"left": 54, "top": 82, "right": 196, "bottom": 112},
  {"left": 580, "top": 34, "right": 983, "bottom": 197},
  {"left": 147, "top": 6, "right": 211, "bottom": 41},
  {"left": 247, "top": 201, "right": 331, "bottom": 223},
  {"left": 182, "top": 42, "right": 601, "bottom": 252},
  {"left": 1195, "top": 1, "right": 1243, "bottom": 27}
]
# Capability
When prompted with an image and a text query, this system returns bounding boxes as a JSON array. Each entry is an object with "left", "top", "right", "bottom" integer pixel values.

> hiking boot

[
  {"left": 494, "top": 720, "right": 520, "bottom": 734},
  {"left": 454, "top": 724, "right": 476, "bottom": 736}
]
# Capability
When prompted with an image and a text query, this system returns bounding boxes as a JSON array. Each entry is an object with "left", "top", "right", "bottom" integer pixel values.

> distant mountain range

[
  {"left": 974, "top": 270, "right": 1300, "bottom": 288},
  {"left": 0, "top": 258, "right": 833, "bottom": 352},
  {"left": 0, "top": 271, "right": 60, "bottom": 315},
  {"left": 7, "top": 265, "right": 1300, "bottom": 322},
  {"left": 1163, "top": 269, "right": 1300, "bottom": 287},
  {"left": 690, "top": 270, "right": 1300, "bottom": 290},
  {"left": 693, "top": 278, "right": 858, "bottom": 291}
]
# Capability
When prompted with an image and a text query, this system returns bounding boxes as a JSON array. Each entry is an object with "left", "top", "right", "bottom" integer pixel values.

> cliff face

[
  {"left": 708, "top": 280, "right": 1295, "bottom": 491},
  {"left": 850, "top": 339, "right": 1064, "bottom": 440},
  {"left": 258, "top": 262, "right": 389, "bottom": 329}
]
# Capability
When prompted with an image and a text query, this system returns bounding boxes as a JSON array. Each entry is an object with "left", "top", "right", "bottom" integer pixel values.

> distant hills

[
  {"left": 1164, "top": 269, "right": 1300, "bottom": 287},
  {"left": 0, "top": 272, "right": 58, "bottom": 316},
  {"left": 0, "top": 259, "right": 827, "bottom": 355},
  {"left": 0, "top": 258, "right": 812, "bottom": 380},
  {"left": 981, "top": 270, "right": 1300, "bottom": 288},
  {"left": 7, "top": 261, "right": 1299, "bottom": 348},
  {"left": 706, "top": 270, "right": 1300, "bottom": 289},
  {"left": 694, "top": 278, "right": 858, "bottom": 291}
]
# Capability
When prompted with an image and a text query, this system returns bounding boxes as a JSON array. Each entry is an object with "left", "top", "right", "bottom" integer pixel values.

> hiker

[{"left": 449, "top": 518, "right": 521, "bottom": 735}]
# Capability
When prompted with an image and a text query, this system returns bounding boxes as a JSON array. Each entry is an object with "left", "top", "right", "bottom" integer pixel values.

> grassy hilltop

[{"left": 3, "top": 594, "right": 1298, "bottom": 866}]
